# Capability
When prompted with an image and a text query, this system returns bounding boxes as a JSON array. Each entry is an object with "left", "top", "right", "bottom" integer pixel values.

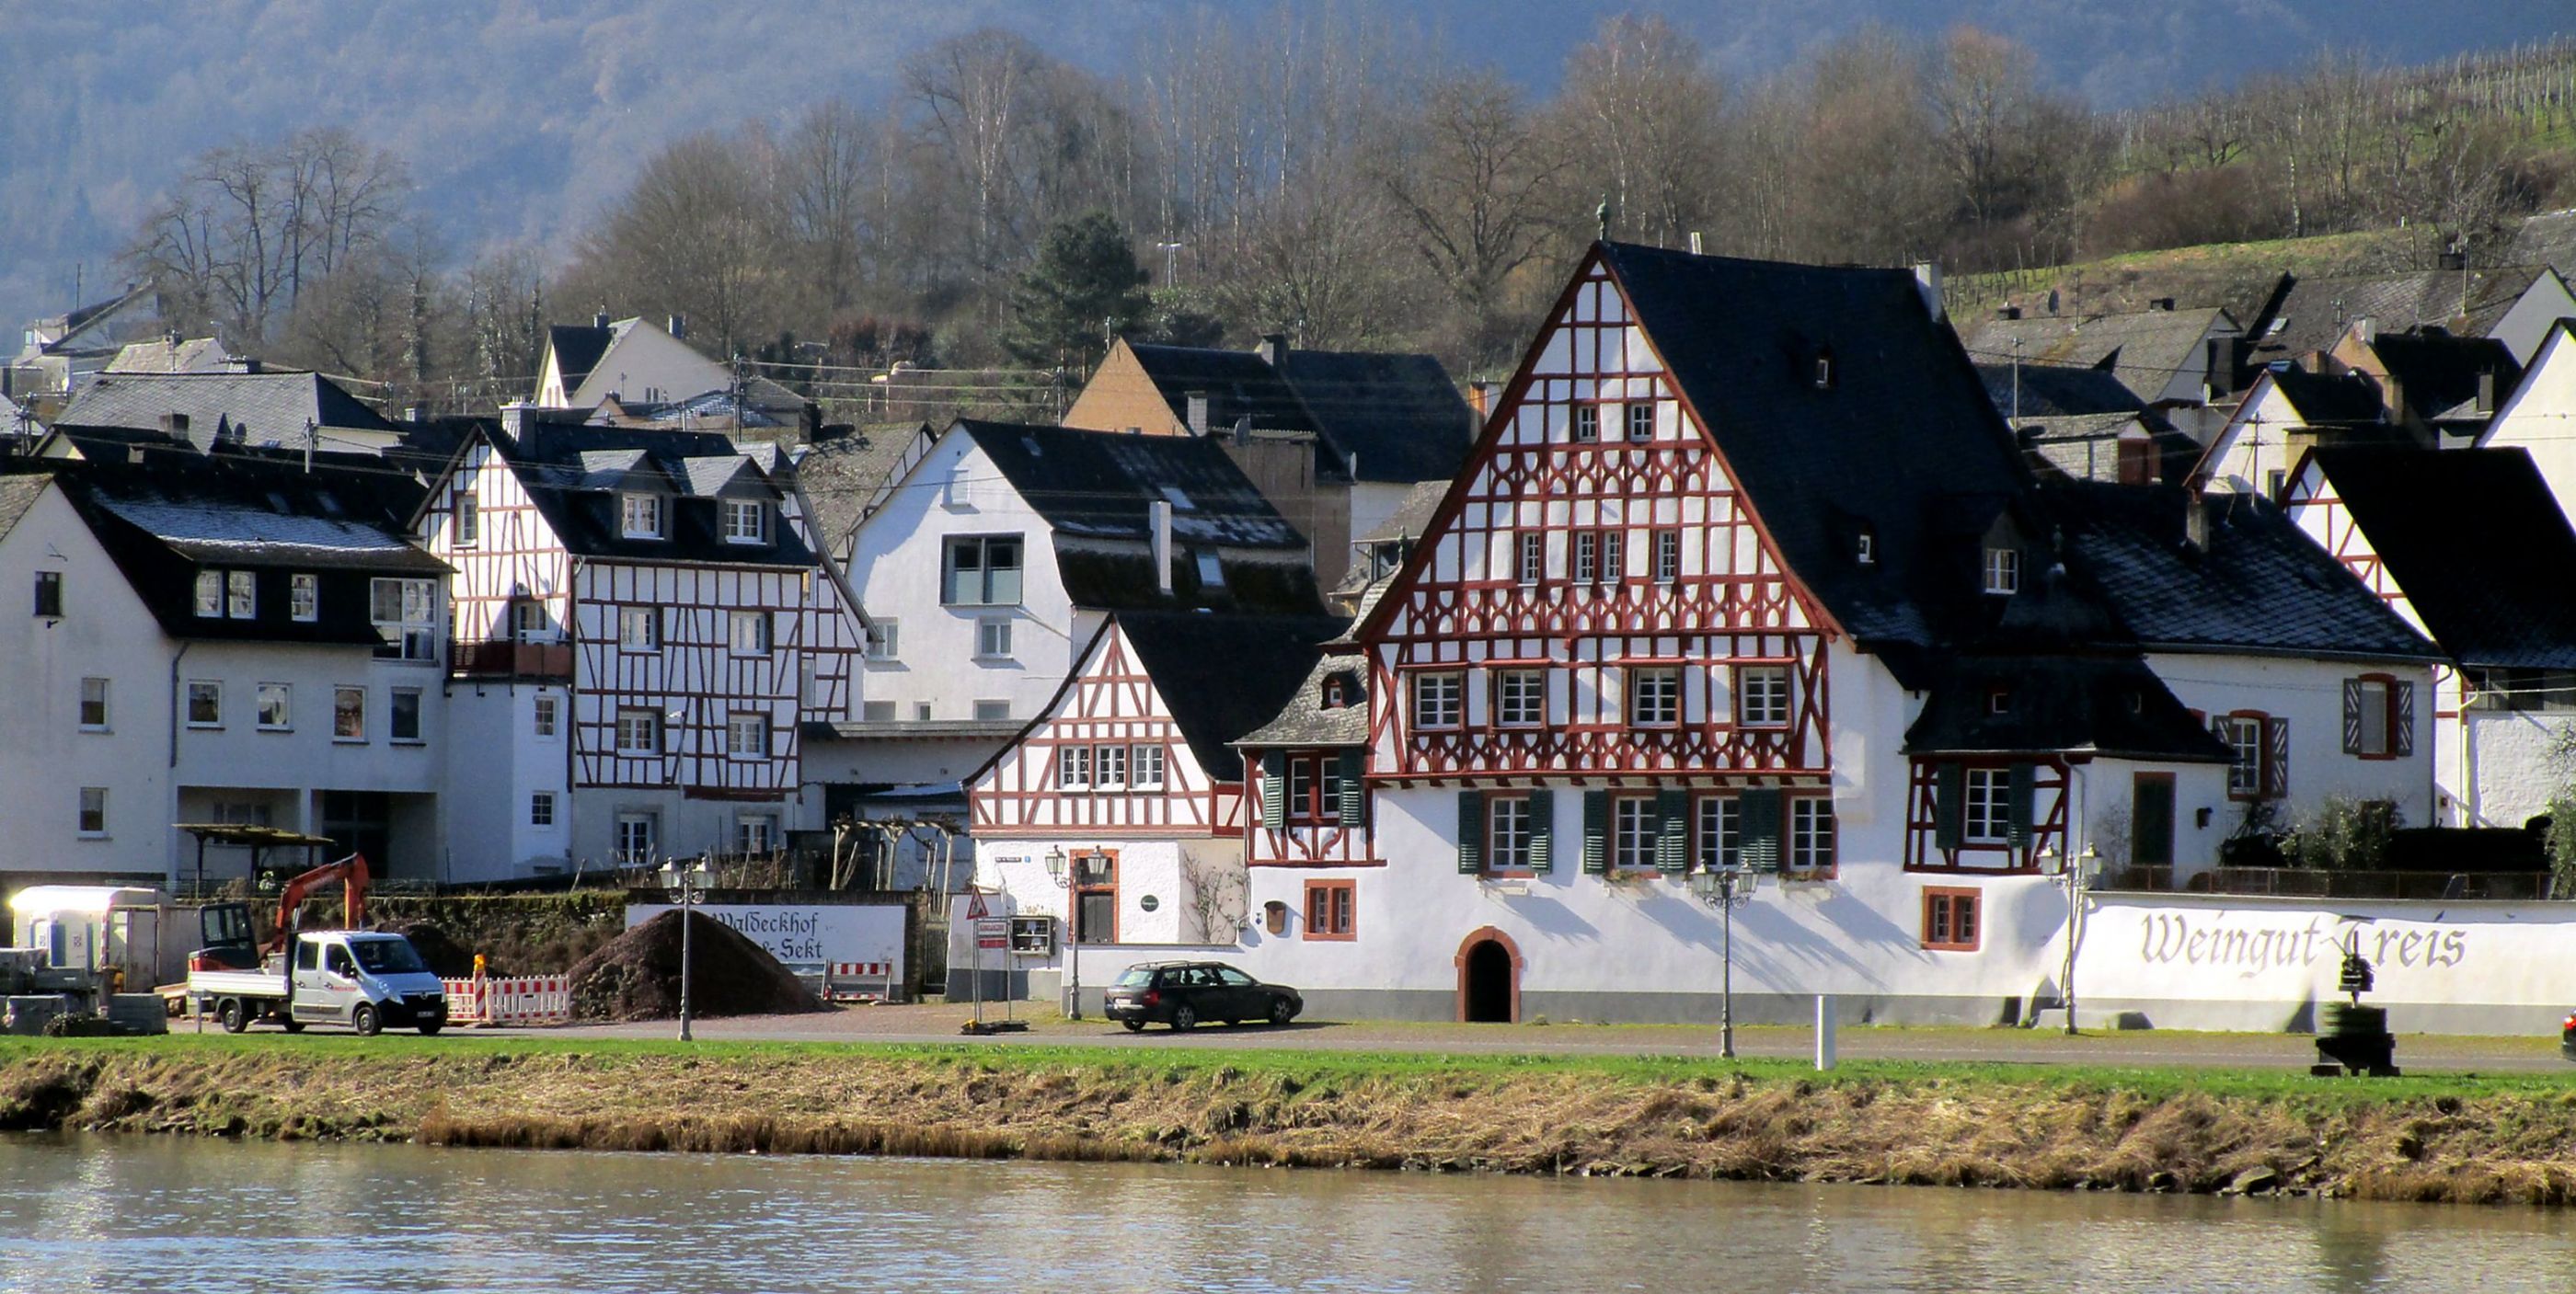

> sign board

[
  {"left": 1008, "top": 915, "right": 1055, "bottom": 956},
  {"left": 626, "top": 902, "right": 906, "bottom": 983},
  {"left": 975, "top": 918, "right": 1010, "bottom": 950}
]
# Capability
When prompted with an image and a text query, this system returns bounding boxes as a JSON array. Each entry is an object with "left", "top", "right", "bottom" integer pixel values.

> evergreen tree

[{"left": 1001, "top": 212, "right": 1149, "bottom": 371}]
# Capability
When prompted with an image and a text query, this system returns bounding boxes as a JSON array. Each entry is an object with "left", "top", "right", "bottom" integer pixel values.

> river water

[{"left": 0, "top": 1135, "right": 2566, "bottom": 1293}]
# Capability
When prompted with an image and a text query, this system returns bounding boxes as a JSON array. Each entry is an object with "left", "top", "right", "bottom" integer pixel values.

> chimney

[
  {"left": 222, "top": 355, "right": 261, "bottom": 374},
  {"left": 2183, "top": 493, "right": 2209, "bottom": 551},
  {"left": 500, "top": 401, "right": 533, "bottom": 438},
  {"left": 2352, "top": 315, "right": 2375, "bottom": 345},
  {"left": 2151, "top": 297, "right": 2176, "bottom": 312},
  {"left": 667, "top": 315, "right": 686, "bottom": 340},
  {"left": 2438, "top": 250, "right": 2467, "bottom": 272},
  {"left": 1997, "top": 305, "right": 2022, "bottom": 321},
  {"left": 1150, "top": 499, "right": 1174, "bottom": 592},
  {"left": 1912, "top": 261, "right": 1945, "bottom": 321},
  {"left": 158, "top": 412, "right": 190, "bottom": 439},
  {"left": 1256, "top": 333, "right": 1287, "bottom": 368},
  {"left": 1184, "top": 390, "right": 1211, "bottom": 436},
  {"left": 1688, "top": 231, "right": 1704, "bottom": 255},
  {"left": 2477, "top": 370, "right": 2497, "bottom": 414},
  {"left": 404, "top": 405, "right": 427, "bottom": 423},
  {"left": 2205, "top": 338, "right": 2236, "bottom": 398},
  {"left": 592, "top": 312, "right": 610, "bottom": 329}
]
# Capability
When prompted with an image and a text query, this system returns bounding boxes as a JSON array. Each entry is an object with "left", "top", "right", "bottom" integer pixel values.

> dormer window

[
  {"left": 1813, "top": 348, "right": 1835, "bottom": 390},
  {"left": 1322, "top": 676, "right": 1349, "bottom": 709},
  {"left": 1987, "top": 688, "right": 2012, "bottom": 715},
  {"left": 721, "top": 498, "right": 767, "bottom": 544},
  {"left": 1194, "top": 551, "right": 1225, "bottom": 589},
  {"left": 621, "top": 492, "right": 664, "bottom": 540},
  {"left": 1856, "top": 529, "right": 1877, "bottom": 566},
  {"left": 1982, "top": 546, "right": 2018, "bottom": 595}
]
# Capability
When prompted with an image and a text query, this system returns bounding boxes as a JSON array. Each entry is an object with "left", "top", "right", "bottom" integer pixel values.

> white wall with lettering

[
  {"left": 2077, "top": 893, "right": 2576, "bottom": 1033},
  {"left": 626, "top": 902, "right": 906, "bottom": 980}
]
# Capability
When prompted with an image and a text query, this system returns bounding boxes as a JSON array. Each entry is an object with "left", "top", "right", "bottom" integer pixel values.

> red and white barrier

[
  {"left": 824, "top": 960, "right": 899, "bottom": 1003},
  {"left": 442, "top": 974, "right": 574, "bottom": 1026}
]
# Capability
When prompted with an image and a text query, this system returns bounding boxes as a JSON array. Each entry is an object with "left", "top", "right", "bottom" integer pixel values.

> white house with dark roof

[{"left": 51, "top": 366, "right": 402, "bottom": 457}]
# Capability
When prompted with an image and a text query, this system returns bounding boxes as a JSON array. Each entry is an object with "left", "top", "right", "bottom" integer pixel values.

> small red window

[
  {"left": 1303, "top": 880, "right": 1355, "bottom": 940},
  {"left": 1923, "top": 887, "right": 1980, "bottom": 951}
]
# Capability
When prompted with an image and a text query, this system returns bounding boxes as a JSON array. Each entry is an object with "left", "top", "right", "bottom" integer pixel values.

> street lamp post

[
  {"left": 660, "top": 857, "right": 714, "bottom": 1043},
  {"left": 1046, "top": 847, "right": 1081, "bottom": 1020},
  {"left": 2041, "top": 842, "right": 2099, "bottom": 1036},
  {"left": 1687, "top": 865, "right": 1760, "bottom": 1059}
]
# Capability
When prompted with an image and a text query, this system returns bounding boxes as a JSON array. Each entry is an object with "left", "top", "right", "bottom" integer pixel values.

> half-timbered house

[{"left": 418, "top": 418, "right": 862, "bottom": 877}]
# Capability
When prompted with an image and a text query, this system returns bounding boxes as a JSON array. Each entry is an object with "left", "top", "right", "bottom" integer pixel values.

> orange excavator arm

[{"left": 265, "top": 853, "right": 372, "bottom": 955}]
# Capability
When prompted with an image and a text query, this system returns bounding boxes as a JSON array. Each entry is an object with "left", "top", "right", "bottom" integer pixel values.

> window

[
  {"left": 976, "top": 617, "right": 1013, "bottom": 658},
  {"left": 1411, "top": 671, "right": 1463, "bottom": 729},
  {"left": 290, "top": 574, "right": 316, "bottom": 622},
  {"left": 615, "top": 707, "right": 660, "bottom": 754},
  {"left": 1517, "top": 532, "right": 1544, "bottom": 585},
  {"left": 529, "top": 792, "right": 556, "bottom": 828},
  {"left": 972, "top": 700, "right": 1010, "bottom": 721},
  {"left": 1084, "top": 742, "right": 1125, "bottom": 790},
  {"left": 227, "top": 570, "right": 255, "bottom": 619},
  {"left": 77, "top": 678, "right": 107, "bottom": 730},
  {"left": 1653, "top": 529, "right": 1681, "bottom": 583},
  {"left": 1696, "top": 795, "right": 1741, "bottom": 871},
  {"left": 1963, "top": 767, "right": 2011, "bottom": 843},
  {"left": 1488, "top": 796, "right": 1534, "bottom": 872},
  {"left": 33, "top": 570, "right": 61, "bottom": 617},
  {"left": 389, "top": 687, "right": 421, "bottom": 742},
  {"left": 197, "top": 570, "right": 223, "bottom": 617},
  {"left": 1132, "top": 744, "right": 1166, "bottom": 790},
  {"left": 1628, "top": 667, "right": 1680, "bottom": 727},
  {"left": 1573, "top": 531, "right": 1597, "bottom": 583},
  {"left": 2220, "top": 713, "right": 2284, "bottom": 799},
  {"left": 615, "top": 812, "right": 656, "bottom": 864},
  {"left": 1924, "top": 887, "right": 1980, "bottom": 951},
  {"left": 1625, "top": 402, "right": 1654, "bottom": 442},
  {"left": 77, "top": 787, "right": 107, "bottom": 837},
  {"left": 2344, "top": 676, "right": 2410, "bottom": 760},
  {"left": 1303, "top": 880, "right": 1355, "bottom": 941},
  {"left": 620, "top": 492, "right": 664, "bottom": 539},
  {"left": 736, "top": 815, "right": 778, "bottom": 854},
  {"left": 915, "top": 703, "right": 933, "bottom": 721},
  {"left": 1612, "top": 796, "right": 1657, "bottom": 869},
  {"left": 730, "top": 610, "right": 771, "bottom": 656},
  {"left": 1194, "top": 551, "right": 1225, "bottom": 589},
  {"left": 1789, "top": 798, "right": 1836, "bottom": 873},
  {"left": 1735, "top": 665, "right": 1789, "bottom": 727},
  {"left": 1057, "top": 744, "right": 1093, "bottom": 791},
  {"left": 507, "top": 599, "right": 552, "bottom": 644},
  {"left": 186, "top": 681, "right": 222, "bottom": 727},
  {"left": 1572, "top": 404, "right": 1600, "bottom": 442},
  {"left": 533, "top": 694, "right": 559, "bottom": 738},
  {"left": 1813, "top": 350, "right": 1835, "bottom": 390},
  {"left": 862, "top": 701, "right": 897, "bottom": 722},
  {"left": 619, "top": 606, "right": 660, "bottom": 651},
  {"left": 1495, "top": 669, "right": 1546, "bottom": 727},
  {"left": 368, "top": 578, "right": 438, "bottom": 660},
  {"left": 721, "top": 498, "right": 767, "bottom": 544},
  {"left": 1603, "top": 531, "right": 1626, "bottom": 581},
  {"left": 257, "top": 682, "right": 291, "bottom": 731},
  {"left": 1322, "top": 676, "right": 1350, "bottom": 709},
  {"left": 1857, "top": 529, "right": 1877, "bottom": 565},
  {"left": 866, "top": 621, "right": 900, "bottom": 660},
  {"left": 943, "top": 535, "right": 1024, "bottom": 605},
  {"left": 452, "top": 494, "right": 479, "bottom": 546},
  {"left": 333, "top": 686, "right": 366, "bottom": 741},
  {"left": 1983, "top": 546, "right": 2019, "bottom": 595},
  {"left": 1284, "top": 754, "right": 1340, "bottom": 824}
]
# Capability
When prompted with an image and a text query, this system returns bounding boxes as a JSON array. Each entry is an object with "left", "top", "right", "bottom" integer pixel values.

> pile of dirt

[
  {"left": 567, "top": 910, "right": 824, "bottom": 1022},
  {"left": 386, "top": 921, "right": 475, "bottom": 979}
]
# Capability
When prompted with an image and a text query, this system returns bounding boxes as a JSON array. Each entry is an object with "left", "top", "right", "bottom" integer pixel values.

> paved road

[{"left": 543, "top": 1002, "right": 2574, "bottom": 1073}]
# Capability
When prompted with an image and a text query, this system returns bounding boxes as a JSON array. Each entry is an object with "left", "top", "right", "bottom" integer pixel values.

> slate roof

[
  {"left": 2301, "top": 448, "right": 2576, "bottom": 669},
  {"left": 2043, "top": 482, "right": 2437, "bottom": 661},
  {"left": 2367, "top": 331, "right": 2522, "bottom": 424},
  {"left": 1358, "top": 479, "right": 1449, "bottom": 545},
  {"left": 1055, "top": 543, "right": 1327, "bottom": 616},
  {"left": 960, "top": 420, "right": 1307, "bottom": 550},
  {"left": 2504, "top": 209, "right": 2576, "bottom": 274},
  {"left": 1903, "top": 654, "right": 2233, "bottom": 762},
  {"left": 791, "top": 424, "right": 932, "bottom": 555},
  {"left": 2268, "top": 367, "right": 2387, "bottom": 426},
  {"left": 59, "top": 370, "right": 397, "bottom": 450},
  {"left": 1275, "top": 349, "right": 1473, "bottom": 483},
  {"left": 2257, "top": 267, "right": 2544, "bottom": 362},
  {"left": 105, "top": 336, "right": 232, "bottom": 374},
  {"left": 1593, "top": 241, "right": 2033, "bottom": 662},
  {"left": 489, "top": 422, "right": 812, "bottom": 567},
  {"left": 546, "top": 324, "right": 615, "bottom": 395},
  {"left": 2016, "top": 412, "right": 2191, "bottom": 485},
  {"left": 1123, "top": 343, "right": 1317, "bottom": 436},
  {"left": 0, "top": 474, "right": 51, "bottom": 544},
  {"left": 1976, "top": 362, "right": 2145, "bottom": 418},
  {"left": 1961, "top": 307, "right": 2230, "bottom": 403},
  {"left": 1111, "top": 612, "right": 1348, "bottom": 779},
  {"left": 1234, "top": 654, "right": 1371, "bottom": 749}
]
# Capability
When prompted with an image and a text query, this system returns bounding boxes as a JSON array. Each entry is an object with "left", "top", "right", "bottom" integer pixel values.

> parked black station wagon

[{"left": 1104, "top": 961, "right": 1302, "bottom": 1031}]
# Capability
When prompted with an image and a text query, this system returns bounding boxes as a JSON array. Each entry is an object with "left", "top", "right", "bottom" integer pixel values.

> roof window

[
  {"left": 1982, "top": 546, "right": 2018, "bottom": 596},
  {"left": 1812, "top": 347, "right": 1836, "bottom": 391}
]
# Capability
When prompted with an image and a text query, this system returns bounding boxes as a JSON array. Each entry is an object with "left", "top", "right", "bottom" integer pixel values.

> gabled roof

[
  {"left": 1591, "top": 241, "right": 2032, "bottom": 656},
  {"left": 2260, "top": 266, "right": 2544, "bottom": 361},
  {"left": 1961, "top": 306, "right": 2232, "bottom": 403},
  {"left": 59, "top": 370, "right": 397, "bottom": 449},
  {"left": 1235, "top": 655, "right": 1371, "bottom": 749},
  {"left": 2300, "top": 447, "right": 2576, "bottom": 669},
  {"left": 1903, "top": 654, "right": 2233, "bottom": 762},
  {"left": 2365, "top": 330, "right": 2522, "bottom": 424},
  {"left": 1275, "top": 348, "right": 1473, "bottom": 483},
  {"left": 485, "top": 422, "right": 811, "bottom": 567},
  {"left": 959, "top": 420, "right": 1307, "bottom": 550},
  {"left": 1111, "top": 612, "right": 1347, "bottom": 779},
  {"left": 1123, "top": 343, "right": 1317, "bottom": 436},
  {"left": 546, "top": 324, "right": 615, "bottom": 395},
  {"left": 2044, "top": 482, "right": 2436, "bottom": 661},
  {"left": 2267, "top": 366, "right": 2386, "bottom": 426},
  {"left": 1976, "top": 362, "right": 2145, "bottom": 418}
]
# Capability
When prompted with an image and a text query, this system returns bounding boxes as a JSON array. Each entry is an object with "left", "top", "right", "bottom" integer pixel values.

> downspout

[{"left": 167, "top": 641, "right": 190, "bottom": 769}]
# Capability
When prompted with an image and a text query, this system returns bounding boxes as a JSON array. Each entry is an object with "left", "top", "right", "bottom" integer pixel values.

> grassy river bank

[{"left": 4, "top": 1035, "right": 2574, "bottom": 1207}]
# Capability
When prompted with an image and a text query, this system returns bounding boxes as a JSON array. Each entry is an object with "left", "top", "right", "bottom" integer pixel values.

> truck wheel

[
  {"left": 218, "top": 998, "right": 248, "bottom": 1034},
  {"left": 351, "top": 1004, "right": 381, "bottom": 1036},
  {"left": 418, "top": 1022, "right": 443, "bottom": 1036},
  {"left": 279, "top": 1016, "right": 305, "bottom": 1035}
]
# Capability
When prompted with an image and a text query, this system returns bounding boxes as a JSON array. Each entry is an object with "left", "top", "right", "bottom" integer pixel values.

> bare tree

[
  {"left": 778, "top": 98, "right": 883, "bottom": 319},
  {"left": 1377, "top": 68, "right": 1570, "bottom": 363},
  {"left": 569, "top": 130, "right": 783, "bottom": 356},
  {"left": 1552, "top": 15, "right": 1724, "bottom": 249}
]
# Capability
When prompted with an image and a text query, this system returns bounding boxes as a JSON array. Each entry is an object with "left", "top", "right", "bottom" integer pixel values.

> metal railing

[
  {"left": 449, "top": 639, "right": 572, "bottom": 680},
  {"left": 2096, "top": 864, "right": 2557, "bottom": 901}
]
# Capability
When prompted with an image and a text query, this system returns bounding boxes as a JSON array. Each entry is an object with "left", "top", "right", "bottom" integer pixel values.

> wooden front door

[{"left": 2132, "top": 773, "right": 2176, "bottom": 867}]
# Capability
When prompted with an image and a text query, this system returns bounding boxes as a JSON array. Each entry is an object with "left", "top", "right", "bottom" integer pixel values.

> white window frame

[
  {"left": 1983, "top": 546, "right": 2019, "bottom": 595},
  {"left": 972, "top": 699, "right": 1010, "bottom": 721},
  {"left": 1628, "top": 667, "right": 1681, "bottom": 727},
  {"left": 726, "top": 710, "right": 766, "bottom": 759},
  {"left": 614, "top": 812, "right": 657, "bottom": 864},
  {"left": 185, "top": 680, "right": 222, "bottom": 728},
  {"left": 195, "top": 570, "right": 223, "bottom": 617},
  {"left": 866, "top": 620, "right": 900, "bottom": 661},
  {"left": 78, "top": 677, "right": 108, "bottom": 731},
  {"left": 721, "top": 498, "right": 767, "bottom": 544},
  {"left": 1488, "top": 796, "right": 1533, "bottom": 872},
  {"left": 1612, "top": 796, "right": 1656, "bottom": 869},
  {"left": 77, "top": 786, "right": 107, "bottom": 838},
  {"left": 369, "top": 578, "right": 439, "bottom": 660},
  {"left": 2225, "top": 716, "right": 2267, "bottom": 797},
  {"left": 256, "top": 682, "right": 292, "bottom": 731},
  {"left": 943, "top": 534, "right": 1024, "bottom": 607},
  {"left": 620, "top": 492, "right": 665, "bottom": 540},
  {"left": 1789, "top": 797, "right": 1835, "bottom": 873},
  {"left": 453, "top": 494, "right": 479, "bottom": 546},
  {"left": 618, "top": 606, "right": 660, "bottom": 651},
  {"left": 1058, "top": 744, "right": 1093, "bottom": 791},
  {"left": 1095, "top": 743, "right": 1128, "bottom": 790},
  {"left": 1495, "top": 669, "right": 1546, "bottom": 727},
  {"left": 290, "top": 573, "right": 317, "bottom": 622},
  {"left": 1736, "top": 665, "right": 1790, "bottom": 728},
  {"left": 975, "top": 616, "right": 1013, "bottom": 659},
  {"left": 532, "top": 693, "right": 560, "bottom": 739},
  {"left": 1696, "top": 795, "right": 1740, "bottom": 871},
  {"left": 1963, "top": 767, "right": 2011, "bottom": 844},
  {"left": 1131, "top": 744, "right": 1167, "bottom": 790},
  {"left": 332, "top": 686, "right": 366, "bottom": 742},
  {"left": 226, "top": 570, "right": 255, "bottom": 619},
  {"left": 2355, "top": 679, "right": 2392, "bottom": 757},
  {"left": 735, "top": 814, "right": 778, "bottom": 854},
  {"left": 1411, "top": 671, "right": 1464, "bottom": 730},
  {"left": 729, "top": 610, "right": 771, "bottom": 656},
  {"left": 615, "top": 707, "right": 661, "bottom": 755}
]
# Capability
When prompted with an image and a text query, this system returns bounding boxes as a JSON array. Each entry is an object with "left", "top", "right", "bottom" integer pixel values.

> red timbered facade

[{"left": 970, "top": 623, "right": 1227, "bottom": 839}]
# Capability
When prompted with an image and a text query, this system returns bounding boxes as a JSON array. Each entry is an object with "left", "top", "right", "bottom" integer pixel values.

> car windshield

[
  {"left": 348, "top": 939, "right": 427, "bottom": 976},
  {"left": 1114, "top": 967, "right": 1156, "bottom": 988}
]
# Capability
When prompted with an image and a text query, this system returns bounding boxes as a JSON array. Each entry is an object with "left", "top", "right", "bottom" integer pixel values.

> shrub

[{"left": 2280, "top": 796, "right": 2401, "bottom": 872}]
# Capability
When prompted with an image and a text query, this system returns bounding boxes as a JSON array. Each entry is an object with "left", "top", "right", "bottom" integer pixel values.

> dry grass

[{"left": 7, "top": 1039, "right": 2576, "bottom": 1206}]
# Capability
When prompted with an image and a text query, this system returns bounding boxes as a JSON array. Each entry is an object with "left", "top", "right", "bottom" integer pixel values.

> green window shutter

[
  {"left": 1654, "top": 788, "right": 1690, "bottom": 872},
  {"left": 1337, "top": 749, "right": 1367, "bottom": 825},
  {"left": 1457, "top": 791, "right": 1486, "bottom": 873},
  {"left": 1259, "top": 751, "right": 1286, "bottom": 829},
  {"left": 1740, "top": 787, "right": 1783, "bottom": 873},
  {"left": 1933, "top": 763, "right": 1964, "bottom": 852},
  {"left": 2007, "top": 762, "right": 2036, "bottom": 848},
  {"left": 1527, "top": 789, "right": 1555, "bottom": 873},
  {"left": 1581, "top": 791, "right": 1609, "bottom": 874}
]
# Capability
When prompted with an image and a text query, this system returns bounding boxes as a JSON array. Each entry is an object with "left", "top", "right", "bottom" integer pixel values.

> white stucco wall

[
  {"left": 2449, "top": 707, "right": 2576, "bottom": 830},
  {"left": 2482, "top": 324, "right": 2576, "bottom": 531},
  {"left": 568, "top": 322, "right": 730, "bottom": 407},
  {"left": 2145, "top": 652, "right": 2436, "bottom": 831}
]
